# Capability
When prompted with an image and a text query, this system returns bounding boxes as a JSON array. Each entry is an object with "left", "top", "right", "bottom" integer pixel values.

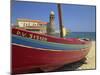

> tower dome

[{"left": 50, "top": 11, "right": 55, "bottom": 15}]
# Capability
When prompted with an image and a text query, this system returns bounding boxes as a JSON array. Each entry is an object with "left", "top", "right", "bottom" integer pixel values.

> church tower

[{"left": 47, "top": 11, "right": 55, "bottom": 35}]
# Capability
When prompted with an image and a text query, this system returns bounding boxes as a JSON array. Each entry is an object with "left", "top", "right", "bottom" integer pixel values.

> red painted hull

[
  {"left": 12, "top": 28, "right": 88, "bottom": 44},
  {"left": 12, "top": 44, "right": 91, "bottom": 74},
  {"left": 12, "top": 28, "right": 92, "bottom": 74}
]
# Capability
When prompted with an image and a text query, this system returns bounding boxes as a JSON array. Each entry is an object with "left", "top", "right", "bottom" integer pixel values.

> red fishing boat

[
  {"left": 12, "top": 4, "right": 92, "bottom": 74},
  {"left": 12, "top": 28, "right": 91, "bottom": 74}
]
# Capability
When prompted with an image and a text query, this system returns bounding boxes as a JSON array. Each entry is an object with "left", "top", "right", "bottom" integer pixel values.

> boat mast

[{"left": 57, "top": 4, "right": 64, "bottom": 38}]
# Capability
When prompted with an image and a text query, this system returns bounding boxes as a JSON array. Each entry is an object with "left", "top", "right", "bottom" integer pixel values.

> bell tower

[{"left": 47, "top": 11, "right": 55, "bottom": 35}]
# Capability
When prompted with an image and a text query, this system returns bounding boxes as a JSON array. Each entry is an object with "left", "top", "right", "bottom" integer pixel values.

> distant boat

[{"left": 12, "top": 28, "right": 91, "bottom": 74}]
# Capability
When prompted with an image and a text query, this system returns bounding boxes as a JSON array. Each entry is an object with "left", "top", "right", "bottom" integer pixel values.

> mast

[{"left": 57, "top": 4, "right": 64, "bottom": 38}]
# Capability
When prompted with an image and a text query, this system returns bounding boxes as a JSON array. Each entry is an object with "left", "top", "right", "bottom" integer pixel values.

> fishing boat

[
  {"left": 12, "top": 28, "right": 91, "bottom": 74},
  {"left": 12, "top": 4, "right": 92, "bottom": 74}
]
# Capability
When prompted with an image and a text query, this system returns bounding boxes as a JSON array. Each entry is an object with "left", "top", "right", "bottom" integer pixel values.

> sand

[{"left": 77, "top": 41, "right": 96, "bottom": 70}]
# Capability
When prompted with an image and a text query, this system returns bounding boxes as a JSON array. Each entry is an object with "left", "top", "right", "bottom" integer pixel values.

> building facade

[
  {"left": 16, "top": 19, "right": 48, "bottom": 34},
  {"left": 15, "top": 11, "right": 55, "bottom": 35}
]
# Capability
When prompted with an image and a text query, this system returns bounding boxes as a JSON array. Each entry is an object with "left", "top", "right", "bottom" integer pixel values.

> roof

[{"left": 17, "top": 18, "right": 48, "bottom": 25}]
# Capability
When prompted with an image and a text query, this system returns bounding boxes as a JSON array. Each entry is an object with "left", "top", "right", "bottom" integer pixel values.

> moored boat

[{"left": 12, "top": 28, "right": 92, "bottom": 74}]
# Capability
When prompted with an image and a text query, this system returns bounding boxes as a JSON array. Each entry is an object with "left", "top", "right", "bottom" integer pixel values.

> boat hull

[
  {"left": 12, "top": 35, "right": 90, "bottom": 50},
  {"left": 12, "top": 44, "right": 91, "bottom": 74},
  {"left": 12, "top": 28, "right": 88, "bottom": 44},
  {"left": 12, "top": 28, "right": 92, "bottom": 74}
]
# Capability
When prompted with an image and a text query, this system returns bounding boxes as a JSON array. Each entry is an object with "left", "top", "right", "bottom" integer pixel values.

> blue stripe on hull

[{"left": 12, "top": 35, "right": 89, "bottom": 50}]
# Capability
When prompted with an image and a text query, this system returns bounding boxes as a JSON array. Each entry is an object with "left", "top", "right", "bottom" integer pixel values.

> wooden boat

[{"left": 12, "top": 28, "right": 92, "bottom": 74}]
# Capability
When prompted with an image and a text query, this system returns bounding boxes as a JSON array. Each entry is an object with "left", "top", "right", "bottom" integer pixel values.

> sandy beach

[{"left": 77, "top": 41, "right": 96, "bottom": 70}]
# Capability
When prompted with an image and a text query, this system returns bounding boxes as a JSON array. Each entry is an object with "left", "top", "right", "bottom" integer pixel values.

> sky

[{"left": 11, "top": 1, "right": 96, "bottom": 32}]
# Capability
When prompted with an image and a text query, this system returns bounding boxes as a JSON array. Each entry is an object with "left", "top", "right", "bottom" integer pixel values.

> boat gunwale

[
  {"left": 12, "top": 43, "right": 90, "bottom": 52},
  {"left": 12, "top": 28, "right": 90, "bottom": 45},
  {"left": 12, "top": 34, "right": 90, "bottom": 46}
]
